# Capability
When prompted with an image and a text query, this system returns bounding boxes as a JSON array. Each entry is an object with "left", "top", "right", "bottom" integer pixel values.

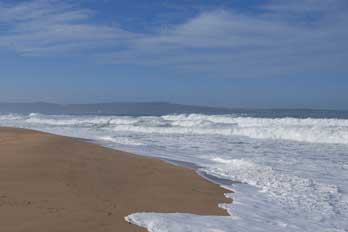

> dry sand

[{"left": 0, "top": 127, "right": 231, "bottom": 232}]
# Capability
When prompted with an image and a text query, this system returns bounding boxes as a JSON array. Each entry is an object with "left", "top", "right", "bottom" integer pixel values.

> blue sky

[{"left": 0, "top": 0, "right": 347, "bottom": 109}]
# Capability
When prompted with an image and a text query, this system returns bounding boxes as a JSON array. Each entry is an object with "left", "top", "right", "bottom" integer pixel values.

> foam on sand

[{"left": 125, "top": 213, "right": 233, "bottom": 232}]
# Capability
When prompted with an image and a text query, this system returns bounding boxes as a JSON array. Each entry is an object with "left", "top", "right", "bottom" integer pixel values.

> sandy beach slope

[{"left": 0, "top": 127, "right": 230, "bottom": 232}]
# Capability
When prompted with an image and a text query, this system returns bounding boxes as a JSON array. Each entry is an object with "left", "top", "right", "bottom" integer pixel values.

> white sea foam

[
  {"left": 20, "top": 113, "right": 348, "bottom": 144},
  {"left": 1, "top": 113, "right": 347, "bottom": 232},
  {"left": 204, "top": 158, "right": 343, "bottom": 217},
  {"left": 0, "top": 114, "right": 23, "bottom": 120},
  {"left": 125, "top": 213, "right": 234, "bottom": 232},
  {"left": 98, "top": 136, "right": 144, "bottom": 146}
]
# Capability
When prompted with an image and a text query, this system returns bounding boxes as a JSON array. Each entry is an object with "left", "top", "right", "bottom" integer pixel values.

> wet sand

[{"left": 0, "top": 127, "right": 230, "bottom": 232}]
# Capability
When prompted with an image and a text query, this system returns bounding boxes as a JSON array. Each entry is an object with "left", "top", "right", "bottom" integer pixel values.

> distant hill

[
  {"left": 1, "top": 102, "right": 347, "bottom": 118},
  {"left": 0, "top": 102, "right": 234, "bottom": 116}
]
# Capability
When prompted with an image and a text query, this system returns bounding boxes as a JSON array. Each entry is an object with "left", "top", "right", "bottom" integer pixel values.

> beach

[{"left": 0, "top": 127, "right": 230, "bottom": 232}]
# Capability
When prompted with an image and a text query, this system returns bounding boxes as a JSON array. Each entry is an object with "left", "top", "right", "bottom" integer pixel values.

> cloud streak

[
  {"left": 0, "top": 0, "right": 136, "bottom": 55},
  {"left": 1, "top": 0, "right": 347, "bottom": 78},
  {"left": 108, "top": 0, "right": 348, "bottom": 78}
]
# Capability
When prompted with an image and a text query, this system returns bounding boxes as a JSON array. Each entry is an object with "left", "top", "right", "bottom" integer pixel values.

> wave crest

[{"left": 1, "top": 113, "right": 347, "bottom": 144}]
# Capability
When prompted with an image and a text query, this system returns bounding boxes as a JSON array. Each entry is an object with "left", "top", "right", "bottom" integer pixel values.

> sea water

[{"left": 0, "top": 111, "right": 347, "bottom": 232}]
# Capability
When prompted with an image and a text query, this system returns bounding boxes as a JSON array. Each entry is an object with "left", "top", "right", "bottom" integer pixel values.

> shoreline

[
  {"left": 0, "top": 127, "right": 231, "bottom": 232},
  {"left": 88, "top": 140, "right": 238, "bottom": 188},
  {"left": 163, "top": 158, "right": 240, "bottom": 187}
]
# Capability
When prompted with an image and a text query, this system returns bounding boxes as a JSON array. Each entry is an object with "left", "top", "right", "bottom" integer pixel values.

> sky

[{"left": 0, "top": 0, "right": 347, "bottom": 109}]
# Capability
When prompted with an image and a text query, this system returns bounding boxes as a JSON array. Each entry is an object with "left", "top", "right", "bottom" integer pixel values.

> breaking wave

[{"left": 8, "top": 113, "right": 348, "bottom": 144}]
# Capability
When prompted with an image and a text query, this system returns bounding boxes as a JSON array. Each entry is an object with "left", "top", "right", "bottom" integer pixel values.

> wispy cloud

[
  {"left": 106, "top": 0, "right": 348, "bottom": 77},
  {"left": 1, "top": 0, "right": 347, "bottom": 78},
  {"left": 0, "top": 0, "right": 136, "bottom": 55}
]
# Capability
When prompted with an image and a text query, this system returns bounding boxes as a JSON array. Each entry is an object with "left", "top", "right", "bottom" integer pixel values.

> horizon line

[{"left": 0, "top": 101, "right": 347, "bottom": 112}]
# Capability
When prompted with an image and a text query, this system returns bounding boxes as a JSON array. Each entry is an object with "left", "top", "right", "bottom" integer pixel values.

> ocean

[{"left": 0, "top": 110, "right": 347, "bottom": 232}]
